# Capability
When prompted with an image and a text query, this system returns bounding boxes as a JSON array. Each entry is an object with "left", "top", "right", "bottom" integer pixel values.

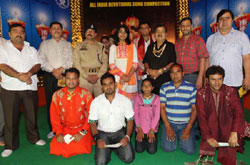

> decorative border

[
  {"left": 70, "top": 0, "right": 84, "bottom": 47},
  {"left": 176, "top": 0, "right": 189, "bottom": 38}
]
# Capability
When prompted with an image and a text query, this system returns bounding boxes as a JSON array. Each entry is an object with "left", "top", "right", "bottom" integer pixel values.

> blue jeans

[
  {"left": 184, "top": 74, "right": 200, "bottom": 139},
  {"left": 161, "top": 123, "right": 196, "bottom": 155},
  {"left": 95, "top": 128, "right": 134, "bottom": 165}
]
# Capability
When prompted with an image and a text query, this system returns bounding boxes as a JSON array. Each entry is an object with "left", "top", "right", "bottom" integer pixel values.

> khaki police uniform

[{"left": 73, "top": 40, "right": 108, "bottom": 97}]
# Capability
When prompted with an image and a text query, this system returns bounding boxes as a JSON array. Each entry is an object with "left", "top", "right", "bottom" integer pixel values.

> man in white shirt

[
  {"left": 38, "top": 21, "right": 73, "bottom": 139},
  {"left": 134, "top": 21, "right": 154, "bottom": 93},
  {"left": 0, "top": 37, "right": 7, "bottom": 147},
  {"left": 89, "top": 72, "right": 134, "bottom": 165},
  {"left": 0, "top": 24, "right": 45, "bottom": 157},
  {"left": 206, "top": 9, "right": 250, "bottom": 92}
]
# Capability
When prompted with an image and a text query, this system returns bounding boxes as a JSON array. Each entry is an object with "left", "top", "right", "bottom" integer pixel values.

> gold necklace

[
  {"left": 152, "top": 43, "right": 166, "bottom": 58},
  {"left": 67, "top": 92, "right": 76, "bottom": 101}
]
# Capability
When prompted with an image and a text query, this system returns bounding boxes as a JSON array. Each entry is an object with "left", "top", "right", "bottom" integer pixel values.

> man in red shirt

[
  {"left": 50, "top": 68, "right": 93, "bottom": 158},
  {"left": 175, "top": 17, "right": 209, "bottom": 89},
  {"left": 175, "top": 17, "right": 209, "bottom": 140}
]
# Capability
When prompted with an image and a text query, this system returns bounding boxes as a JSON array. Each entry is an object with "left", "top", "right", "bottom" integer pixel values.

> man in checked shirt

[
  {"left": 175, "top": 17, "right": 209, "bottom": 140},
  {"left": 175, "top": 17, "right": 209, "bottom": 89}
]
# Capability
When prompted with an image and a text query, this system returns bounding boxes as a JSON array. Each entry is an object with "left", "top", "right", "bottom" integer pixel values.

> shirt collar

[
  {"left": 170, "top": 80, "right": 185, "bottom": 88},
  {"left": 145, "top": 39, "right": 150, "bottom": 44},
  {"left": 51, "top": 37, "right": 65, "bottom": 44},
  {"left": 7, "top": 40, "right": 30, "bottom": 46},
  {"left": 102, "top": 90, "right": 119, "bottom": 103},
  {"left": 180, "top": 34, "right": 194, "bottom": 42},
  {"left": 217, "top": 27, "right": 235, "bottom": 36},
  {"left": 63, "top": 86, "right": 81, "bottom": 95}
]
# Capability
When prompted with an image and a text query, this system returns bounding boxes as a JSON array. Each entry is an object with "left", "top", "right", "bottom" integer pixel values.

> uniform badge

[{"left": 80, "top": 45, "right": 88, "bottom": 51}]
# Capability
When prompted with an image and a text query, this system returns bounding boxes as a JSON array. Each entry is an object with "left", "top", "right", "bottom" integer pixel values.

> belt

[
  {"left": 82, "top": 67, "right": 100, "bottom": 74},
  {"left": 185, "top": 71, "right": 199, "bottom": 75},
  {"left": 98, "top": 127, "right": 124, "bottom": 134}
]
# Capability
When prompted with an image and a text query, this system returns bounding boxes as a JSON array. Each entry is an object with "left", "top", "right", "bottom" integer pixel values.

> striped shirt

[{"left": 160, "top": 80, "right": 196, "bottom": 124}]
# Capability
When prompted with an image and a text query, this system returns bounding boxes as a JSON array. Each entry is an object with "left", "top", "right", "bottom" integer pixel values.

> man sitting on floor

[
  {"left": 50, "top": 68, "right": 93, "bottom": 158},
  {"left": 196, "top": 65, "right": 245, "bottom": 164},
  {"left": 160, "top": 63, "right": 197, "bottom": 155},
  {"left": 89, "top": 72, "right": 134, "bottom": 165}
]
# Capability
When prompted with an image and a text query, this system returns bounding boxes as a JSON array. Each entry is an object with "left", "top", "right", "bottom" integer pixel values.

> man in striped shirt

[{"left": 160, "top": 63, "right": 197, "bottom": 154}]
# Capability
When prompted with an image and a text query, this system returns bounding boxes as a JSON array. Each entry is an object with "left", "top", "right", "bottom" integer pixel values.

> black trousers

[
  {"left": 0, "top": 86, "right": 4, "bottom": 141},
  {"left": 150, "top": 72, "right": 171, "bottom": 95},
  {"left": 135, "top": 133, "right": 157, "bottom": 154},
  {"left": 0, "top": 88, "right": 40, "bottom": 150},
  {"left": 43, "top": 72, "right": 60, "bottom": 131},
  {"left": 95, "top": 129, "right": 135, "bottom": 165}
]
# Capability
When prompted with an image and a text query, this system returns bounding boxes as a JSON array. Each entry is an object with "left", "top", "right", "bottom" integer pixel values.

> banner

[
  {"left": 52, "top": 0, "right": 72, "bottom": 42},
  {"left": 84, "top": 0, "right": 176, "bottom": 43},
  {"left": 189, "top": 0, "right": 250, "bottom": 40},
  {"left": 30, "top": 0, "right": 53, "bottom": 49},
  {"left": 189, "top": 0, "right": 207, "bottom": 40},
  {"left": 0, "top": 0, "right": 32, "bottom": 42},
  {"left": 229, "top": 0, "right": 250, "bottom": 34},
  {"left": 0, "top": 0, "right": 72, "bottom": 49}
]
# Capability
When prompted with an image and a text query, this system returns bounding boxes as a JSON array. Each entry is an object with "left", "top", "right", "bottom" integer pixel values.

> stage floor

[{"left": 0, "top": 107, "right": 250, "bottom": 165}]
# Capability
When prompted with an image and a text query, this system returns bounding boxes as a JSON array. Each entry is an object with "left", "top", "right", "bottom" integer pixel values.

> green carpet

[{"left": 0, "top": 107, "right": 250, "bottom": 165}]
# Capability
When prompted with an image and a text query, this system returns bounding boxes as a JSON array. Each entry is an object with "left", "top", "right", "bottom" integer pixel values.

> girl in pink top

[{"left": 134, "top": 78, "right": 160, "bottom": 154}]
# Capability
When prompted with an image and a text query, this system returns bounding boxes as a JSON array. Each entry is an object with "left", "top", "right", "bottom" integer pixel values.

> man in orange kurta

[{"left": 50, "top": 68, "right": 93, "bottom": 158}]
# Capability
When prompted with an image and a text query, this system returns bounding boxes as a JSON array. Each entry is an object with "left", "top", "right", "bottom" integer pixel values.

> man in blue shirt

[
  {"left": 160, "top": 63, "right": 197, "bottom": 154},
  {"left": 206, "top": 9, "right": 250, "bottom": 92}
]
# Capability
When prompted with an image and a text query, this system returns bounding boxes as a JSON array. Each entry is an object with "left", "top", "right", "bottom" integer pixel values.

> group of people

[{"left": 0, "top": 8, "right": 249, "bottom": 165}]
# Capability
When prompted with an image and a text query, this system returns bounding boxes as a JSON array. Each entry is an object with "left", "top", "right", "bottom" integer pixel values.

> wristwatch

[
  {"left": 93, "top": 133, "right": 101, "bottom": 142},
  {"left": 79, "top": 129, "right": 87, "bottom": 136}
]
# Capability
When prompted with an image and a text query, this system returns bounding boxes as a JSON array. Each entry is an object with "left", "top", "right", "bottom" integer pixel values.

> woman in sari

[{"left": 109, "top": 25, "right": 138, "bottom": 100}]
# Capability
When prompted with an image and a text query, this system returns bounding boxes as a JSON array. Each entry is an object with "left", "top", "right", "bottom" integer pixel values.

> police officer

[{"left": 73, "top": 25, "right": 108, "bottom": 97}]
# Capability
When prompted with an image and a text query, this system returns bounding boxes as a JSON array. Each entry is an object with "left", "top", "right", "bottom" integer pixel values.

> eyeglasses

[{"left": 219, "top": 16, "right": 232, "bottom": 22}]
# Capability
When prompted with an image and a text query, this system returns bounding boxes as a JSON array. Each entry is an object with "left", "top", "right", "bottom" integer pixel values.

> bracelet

[
  {"left": 158, "top": 68, "right": 163, "bottom": 74},
  {"left": 163, "top": 67, "right": 169, "bottom": 73},
  {"left": 150, "top": 130, "right": 155, "bottom": 134},
  {"left": 125, "top": 135, "right": 130, "bottom": 141}
]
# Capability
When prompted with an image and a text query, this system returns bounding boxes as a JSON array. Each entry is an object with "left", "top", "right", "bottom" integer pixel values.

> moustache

[
  {"left": 15, "top": 36, "right": 22, "bottom": 38},
  {"left": 157, "top": 35, "right": 162, "bottom": 37},
  {"left": 87, "top": 34, "right": 93, "bottom": 37}
]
